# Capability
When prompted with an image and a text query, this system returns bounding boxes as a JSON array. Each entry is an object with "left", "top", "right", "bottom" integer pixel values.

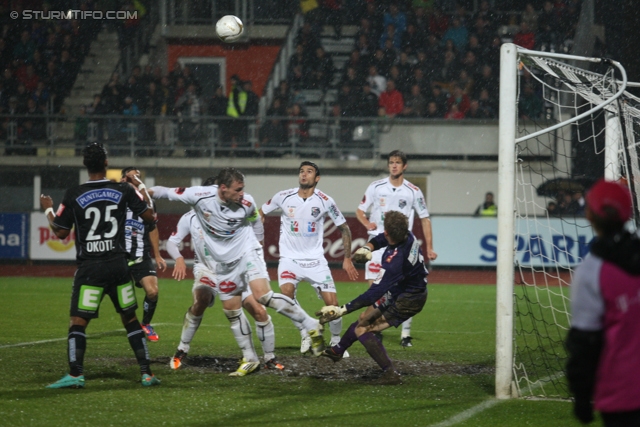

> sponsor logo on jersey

[
  {"left": 307, "top": 221, "right": 316, "bottom": 232},
  {"left": 368, "top": 262, "right": 382, "bottom": 274},
  {"left": 374, "top": 290, "right": 391, "bottom": 308},
  {"left": 291, "top": 220, "right": 299, "bottom": 232},
  {"left": 56, "top": 204, "right": 65, "bottom": 216},
  {"left": 380, "top": 197, "right": 386, "bottom": 207},
  {"left": 399, "top": 199, "right": 407, "bottom": 208},
  {"left": 241, "top": 199, "right": 252, "bottom": 207},
  {"left": 280, "top": 270, "right": 296, "bottom": 280},
  {"left": 266, "top": 198, "right": 272, "bottom": 205},
  {"left": 194, "top": 192, "right": 212, "bottom": 196},
  {"left": 317, "top": 191, "right": 329, "bottom": 201},
  {"left": 297, "top": 260, "right": 320, "bottom": 268},
  {"left": 406, "top": 182, "right": 420, "bottom": 191},
  {"left": 199, "top": 276, "right": 216, "bottom": 288},
  {"left": 125, "top": 218, "right": 145, "bottom": 233},
  {"left": 39, "top": 226, "right": 75, "bottom": 252},
  {"left": 311, "top": 207, "right": 321, "bottom": 218},
  {"left": 76, "top": 189, "right": 122, "bottom": 208},
  {"left": 175, "top": 187, "right": 186, "bottom": 195},
  {"left": 373, "top": 267, "right": 386, "bottom": 285},
  {"left": 287, "top": 207, "right": 296, "bottom": 218},
  {"left": 219, "top": 281, "right": 237, "bottom": 293},
  {"left": 385, "top": 248, "right": 398, "bottom": 263},
  {"left": 418, "top": 197, "right": 427, "bottom": 211},
  {"left": 329, "top": 204, "right": 340, "bottom": 218},
  {"left": 361, "top": 195, "right": 366, "bottom": 204}
]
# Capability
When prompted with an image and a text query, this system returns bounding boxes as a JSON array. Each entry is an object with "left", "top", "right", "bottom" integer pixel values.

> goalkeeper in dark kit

[{"left": 316, "top": 211, "right": 428, "bottom": 385}]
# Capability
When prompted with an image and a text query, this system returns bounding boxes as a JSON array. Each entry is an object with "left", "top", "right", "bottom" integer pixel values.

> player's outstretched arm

[
  {"left": 166, "top": 238, "right": 186, "bottom": 281},
  {"left": 40, "top": 194, "right": 69, "bottom": 239},
  {"left": 338, "top": 223, "right": 359, "bottom": 280},
  {"left": 420, "top": 217, "right": 437, "bottom": 261}
]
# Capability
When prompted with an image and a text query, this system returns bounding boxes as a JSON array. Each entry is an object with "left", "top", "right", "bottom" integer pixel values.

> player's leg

[
  {"left": 248, "top": 250, "right": 325, "bottom": 355},
  {"left": 400, "top": 317, "right": 413, "bottom": 347},
  {"left": 171, "top": 285, "right": 214, "bottom": 369},
  {"left": 364, "top": 249, "right": 384, "bottom": 342},
  {"left": 278, "top": 259, "right": 311, "bottom": 352},
  {"left": 222, "top": 295, "right": 261, "bottom": 376},
  {"left": 242, "top": 292, "right": 282, "bottom": 369},
  {"left": 130, "top": 259, "right": 160, "bottom": 341}
]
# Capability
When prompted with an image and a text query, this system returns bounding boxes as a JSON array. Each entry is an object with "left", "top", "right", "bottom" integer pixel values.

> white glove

[
  {"left": 353, "top": 246, "right": 373, "bottom": 263},
  {"left": 315, "top": 305, "right": 347, "bottom": 325}
]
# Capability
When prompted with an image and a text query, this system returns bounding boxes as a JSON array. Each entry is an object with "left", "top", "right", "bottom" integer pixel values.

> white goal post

[{"left": 495, "top": 43, "right": 640, "bottom": 399}]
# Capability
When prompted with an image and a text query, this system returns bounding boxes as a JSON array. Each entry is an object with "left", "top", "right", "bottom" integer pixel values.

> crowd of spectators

[{"left": 270, "top": 0, "right": 581, "bottom": 128}]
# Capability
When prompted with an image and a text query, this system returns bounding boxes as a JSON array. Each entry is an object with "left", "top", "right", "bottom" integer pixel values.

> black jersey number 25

[{"left": 85, "top": 205, "right": 118, "bottom": 240}]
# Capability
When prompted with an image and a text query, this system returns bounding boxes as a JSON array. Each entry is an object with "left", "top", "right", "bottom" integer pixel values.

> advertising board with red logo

[{"left": 30, "top": 212, "right": 77, "bottom": 260}]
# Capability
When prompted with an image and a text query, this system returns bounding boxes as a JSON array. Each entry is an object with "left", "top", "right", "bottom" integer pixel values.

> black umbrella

[{"left": 536, "top": 177, "right": 595, "bottom": 197}]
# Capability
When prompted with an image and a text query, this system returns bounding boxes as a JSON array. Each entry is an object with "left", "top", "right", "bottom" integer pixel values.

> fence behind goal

[{"left": 495, "top": 43, "right": 640, "bottom": 399}]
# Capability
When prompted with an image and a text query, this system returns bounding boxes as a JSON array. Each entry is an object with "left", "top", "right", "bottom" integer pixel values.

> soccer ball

[{"left": 215, "top": 15, "right": 244, "bottom": 43}]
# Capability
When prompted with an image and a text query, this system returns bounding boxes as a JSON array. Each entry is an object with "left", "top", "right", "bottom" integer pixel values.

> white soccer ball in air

[{"left": 216, "top": 15, "right": 244, "bottom": 43}]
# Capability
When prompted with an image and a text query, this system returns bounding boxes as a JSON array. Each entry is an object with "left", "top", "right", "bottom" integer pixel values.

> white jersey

[
  {"left": 168, "top": 210, "right": 214, "bottom": 269},
  {"left": 358, "top": 177, "right": 429, "bottom": 238},
  {"left": 261, "top": 187, "right": 346, "bottom": 259},
  {"left": 152, "top": 185, "right": 262, "bottom": 263}
]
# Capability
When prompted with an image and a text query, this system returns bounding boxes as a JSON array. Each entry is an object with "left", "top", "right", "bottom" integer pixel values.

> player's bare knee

[
  {"left": 257, "top": 290, "right": 273, "bottom": 306},
  {"left": 223, "top": 308, "right": 243, "bottom": 321},
  {"left": 250, "top": 304, "right": 268, "bottom": 322}
]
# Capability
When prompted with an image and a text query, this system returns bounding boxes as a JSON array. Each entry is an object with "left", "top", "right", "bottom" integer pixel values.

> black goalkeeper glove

[{"left": 573, "top": 399, "right": 594, "bottom": 424}]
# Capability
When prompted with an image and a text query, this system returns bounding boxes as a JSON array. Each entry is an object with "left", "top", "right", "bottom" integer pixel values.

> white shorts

[
  {"left": 364, "top": 248, "right": 384, "bottom": 281},
  {"left": 278, "top": 257, "right": 336, "bottom": 299},
  {"left": 192, "top": 248, "right": 268, "bottom": 303}
]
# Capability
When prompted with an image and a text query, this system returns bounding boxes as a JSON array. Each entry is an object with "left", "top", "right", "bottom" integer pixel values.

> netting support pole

[
  {"left": 496, "top": 43, "right": 518, "bottom": 400},
  {"left": 604, "top": 110, "right": 621, "bottom": 181}
]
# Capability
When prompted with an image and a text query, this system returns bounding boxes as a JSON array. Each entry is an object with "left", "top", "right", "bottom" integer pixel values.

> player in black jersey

[
  {"left": 121, "top": 167, "right": 166, "bottom": 342},
  {"left": 40, "top": 143, "right": 161, "bottom": 389}
]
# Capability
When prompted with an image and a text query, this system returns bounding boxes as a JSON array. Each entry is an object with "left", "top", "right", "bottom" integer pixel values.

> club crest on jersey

[
  {"left": 287, "top": 207, "right": 296, "bottom": 218},
  {"left": 399, "top": 199, "right": 407, "bottom": 208},
  {"left": 386, "top": 248, "right": 398, "bottom": 263},
  {"left": 311, "top": 207, "right": 321, "bottom": 218},
  {"left": 76, "top": 189, "right": 122, "bottom": 208},
  {"left": 202, "top": 209, "right": 212, "bottom": 220},
  {"left": 281, "top": 271, "right": 296, "bottom": 280},
  {"left": 219, "top": 281, "right": 237, "bottom": 293}
]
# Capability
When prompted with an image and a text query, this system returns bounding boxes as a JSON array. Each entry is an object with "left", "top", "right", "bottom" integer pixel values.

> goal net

[{"left": 496, "top": 43, "right": 640, "bottom": 399}]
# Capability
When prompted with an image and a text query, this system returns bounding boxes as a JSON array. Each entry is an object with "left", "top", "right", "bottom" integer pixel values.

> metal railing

[
  {"left": 163, "top": 0, "right": 296, "bottom": 26},
  {"left": 0, "top": 114, "right": 383, "bottom": 159}
]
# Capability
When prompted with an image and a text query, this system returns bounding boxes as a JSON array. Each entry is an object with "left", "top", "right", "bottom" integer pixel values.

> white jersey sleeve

[
  {"left": 358, "top": 182, "right": 376, "bottom": 213},
  {"left": 151, "top": 185, "right": 216, "bottom": 205},
  {"left": 261, "top": 189, "right": 289, "bottom": 215},
  {"left": 252, "top": 210, "right": 264, "bottom": 242},
  {"left": 324, "top": 193, "right": 347, "bottom": 227},
  {"left": 166, "top": 211, "right": 194, "bottom": 260},
  {"left": 409, "top": 182, "right": 430, "bottom": 219}
]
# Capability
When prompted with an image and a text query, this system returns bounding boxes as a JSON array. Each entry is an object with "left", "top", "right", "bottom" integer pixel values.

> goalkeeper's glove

[
  {"left": 352, "top": 246, "right": 372, "bottom": 263},
  {"left": 315, "top": 305, "right": 347, "bottom": 325}
]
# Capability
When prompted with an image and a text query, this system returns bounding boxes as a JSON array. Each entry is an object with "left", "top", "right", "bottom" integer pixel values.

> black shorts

[
  {"left": 70, "top": 256, "right": 138, "bottom": 319},
  {"left": 381, "top": 289, "right": 428, "bottom": 328},
  {"left": 128, "top": 257, "right": 156, "bottom": 286}
]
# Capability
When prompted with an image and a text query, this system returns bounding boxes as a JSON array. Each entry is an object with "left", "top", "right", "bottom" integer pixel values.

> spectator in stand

[
  {"left": 288, "top": 103, "right": 309, "bottom": 142},
  {"left": 378, "top": 80, "right": 404, "bottom": 118},
  {"left": 474, "top": 192, "right": 497, "bottom": 216},
  {"left": 22, "top": 97, "right": 46, "bottom": 142},
  {"left": 16, "top": 63, "right": 39, "bottom": 93},
  {"left": 14, "top": 83, "right": 29, "bottom": 112},
  {"left": 379, "top": 24, "right": 402, "bottom": 51},
  {"left": 446, "top": 84, "right": 470, "bottom": 117},
  {"left": 383, "top": 3, "right": 407, "bottom": 40},
  {"left": 357, "top": 82, "right": 380, "bottom": 117},
  {"left": 461, "top": 50, "right": 480, "bottom": 80},
  {"left": 521, "top": 3, "right": 539, "bottom": 33},
  {"left": 175, "top": 83, "right": 204, "bottom": 157},
  {"left": 343, "top": 49, "right": 368, "bottom": 82},
  {"left": 367, "top": 65, "right": 387, "bottom": 97},
  {"left": 401, "top": 84, "right": 427, "bottom": 117},
  {"left": 445, "top": 103, "right": 464, "bottom": 120},
  {"left": 466, "top": 99, "right": 486, "bottom": 119},
  {"left": 370, "top": 48, "right": 393, "bottom": 79},
  {"left": 340, "top": 66, "right": 361, "bottom": 91},
  {"left": 388, "top": 66, "right": 409, "bottom": 96},
  {"left": 457, "top": 70, "right": 475, "bottom": 97},
  {"left": 355, "top": 18, "right": 378, "bottom": 54},
  {"left": 466, "top": 34, "right": 484, "bottom": 60},
  {"left": 478, "top": 88, "right": 497, "bottom": 119},
  {"left": 311, "top": 46, "right": 335, "bottom": 90},
  {"left": 513, "top": 21, "right": 535, "bottom": 50},
  {"left": 519, "top": 84, "right": 543, "bottom": 120},
  {"left": 427, "top": 85, "right": 448, "bottom": 116},
  {"left": 337, "top": 84, "right": 358, "bottom": 118},
  {"left": 355, "top": 34, "right": 374, "bottom": 59},
  {"left": 537, "top": 1, "right": 560, "bottom": 48},
  {"left": 473, "top": 0, "right": 497, "bottom": 33},
  {"left": 300, "top": 0, "right": 322, "bottom": 35},
  {"left": 208, "top": 84, "right": 228, "bottom": 117},
  {"left": 288, "top": 44, "right": 306, "bottom": 81},
  {"left": 261, "top": 98, "right": 288, "bottom": 156},
  {"left": 442, "top": 17, "right": 469, "bottom": 52},
  {"left": 474, "top": 64, "right": 498, "bottom": 99},
  {"left": 363, "top": 2, "right": 383, "bottom": 40},
  {"left": 242, "top": 80, "right": 259, "bottom": 118},
  {"left": 401, "top": 23, "right": 425, "bottom": 56},
  {"left": 13, "top": 30, "right": 36, "bottom": 63},
  {"left": 434, "top": 51, "right": 460, "bottom": 90},
  {"left": 429, "top": 7, "right": 449, "bottom": 39},
  {"left": 397, "top": 52, "right": 413, "bottom": 84},
  {"left": 424, "top": 101, "right": 441, "bottom": 118}
]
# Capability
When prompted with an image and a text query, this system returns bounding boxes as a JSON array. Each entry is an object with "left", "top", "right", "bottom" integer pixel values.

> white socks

[
  {"left": 178, "top": 311, "right": 203, "bottom": 353},
  {"left": 255, "top": 315, "right": 275, "bottom": 362},
  {"left": 401, "top": 317, "right": 413, "bottom": 338},
  {"left": 224, "top": 309, "right": 259, "bottom": 363}
]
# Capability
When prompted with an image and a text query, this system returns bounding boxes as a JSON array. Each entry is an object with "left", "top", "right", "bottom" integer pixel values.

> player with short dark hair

[
  {"left": 40, "top": 143, "right": 160, "bottom": 388},
  {"left": 149, "top": 167, "right": 327, "bottom": 376},
  {"left": 356, "top": 149, "right": 437, "bottom": 347},
  {"left": 120, "top": 167, "right": 166, "bottom": 342},
  {"left": 566, "top": 179, "right": 640, "bottom": 425},
  {"left": 317, "top": 211, "right": 429, "bottom": 385},
  {"left": 259, "top": 161, "right": 359, "bottom": 355}
]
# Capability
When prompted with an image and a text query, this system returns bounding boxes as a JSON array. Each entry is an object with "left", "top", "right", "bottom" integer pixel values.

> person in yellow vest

[
  {"left": 474, "top": 191, "right": 497, "bottom": 216},
  {"left": 226, "top": 75, "right": 247, "bottom": 153}
]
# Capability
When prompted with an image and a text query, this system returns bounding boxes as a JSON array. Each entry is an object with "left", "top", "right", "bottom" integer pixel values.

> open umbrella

[{"left": 536, "top": 177, "right": 595, "bottom": 197}]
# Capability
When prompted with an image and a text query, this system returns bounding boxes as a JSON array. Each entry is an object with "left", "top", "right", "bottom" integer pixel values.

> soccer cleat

[
  {"left": 371, "top": 369, "right": 402, "bottom": 386},
  {"left": 330, "top": 337, "right": 349, "bottom": 358},
  {"left": 229, "top": 358, "right": 261, "bottom": 377},
  {"left": 141, "top": 373, "right": 161, "bottom": 386},
  {"left": 308, "top": 329, "right": 325, "bottom": 356},
  {"left": 170, "top": 349, "right": 187, "bottom": 370},
  {"left": 141, "top": 324, "right": 159, "bottom": 342},
  {"left": 264, "top": 357, "right": 285, "bottom": 371},
  {"left": 400, "top": 336, "right": 413, "bottom": 348},
  {"left": 320, "top": 347, "right": 343, "bottom": 363},
  {"left": 300, "top": 336, "right": 312, "bottom": 355},
  {"left": 46, "top": 374, "right": 85, "bottom": 389}
]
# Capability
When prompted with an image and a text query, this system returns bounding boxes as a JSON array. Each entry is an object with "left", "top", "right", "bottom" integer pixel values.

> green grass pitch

[{"left": 0, "top": 276, "right": 586, "bottom": 426}]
